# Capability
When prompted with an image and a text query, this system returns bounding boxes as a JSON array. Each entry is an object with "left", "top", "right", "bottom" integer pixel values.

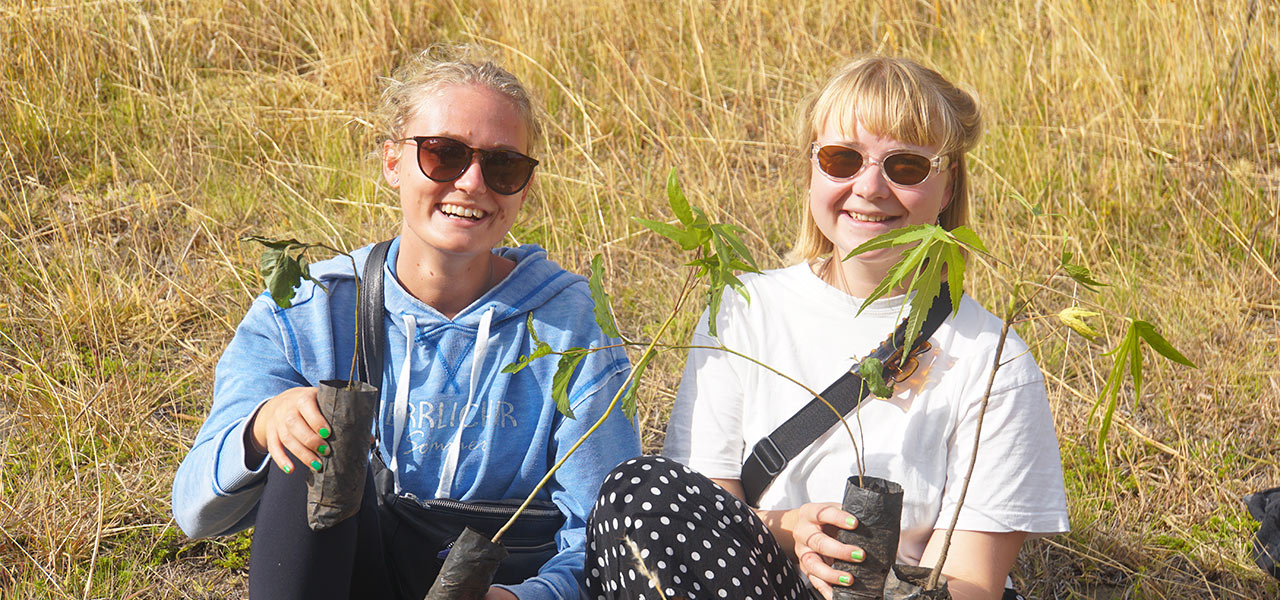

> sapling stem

[
  {"left": 925, "top": 317, "right": 1010, "bottom": 590},
  {"left": 491, "top": 256, "right": 702, "bottom": 543}
]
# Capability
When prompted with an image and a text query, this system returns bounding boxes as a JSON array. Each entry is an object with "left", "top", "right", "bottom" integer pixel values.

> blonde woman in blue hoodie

[{"left": 172, "top": 49, "right": 639, "bottom": 600}]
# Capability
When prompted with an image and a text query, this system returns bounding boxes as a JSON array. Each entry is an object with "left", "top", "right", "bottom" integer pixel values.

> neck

[
  {"left": 395, "top": 241, "right": 498, "bottom": 320},
  {"left": 819, "top": 254, "right": 904, "bottom": 299}
]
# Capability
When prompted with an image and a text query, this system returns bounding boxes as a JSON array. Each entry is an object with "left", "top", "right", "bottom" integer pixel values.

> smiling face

[
  {"left": 383, "top": 84, "right": 531, "bottom": 269},
  {"left": 808, "top": 119, "right": 952, "bottom": 280}
]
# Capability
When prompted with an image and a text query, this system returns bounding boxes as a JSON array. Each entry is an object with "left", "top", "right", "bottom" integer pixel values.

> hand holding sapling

[{"left": 246, "top": 386, "right": 332, "bottom": 474}]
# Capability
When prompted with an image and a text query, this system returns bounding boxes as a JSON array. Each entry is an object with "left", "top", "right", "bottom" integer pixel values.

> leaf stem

[
  {"left": 926, "top": 316, "right": 1011, "bottom": 590},
  {"left": 492, "top": 254, "right": 702, "bottom": 543}
]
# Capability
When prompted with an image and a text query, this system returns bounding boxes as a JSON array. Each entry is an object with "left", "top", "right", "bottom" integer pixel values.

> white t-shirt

[{"left": 663, "top": 263, "right": 1070, "bottom": 566}]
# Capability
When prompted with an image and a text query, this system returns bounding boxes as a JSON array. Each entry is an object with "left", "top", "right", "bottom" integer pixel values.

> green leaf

[
  {"left": 723, "top": 271, "right": 749, "bottom": 303},
  {"left": 258, "top": 245, "right": 308, "bottom": 309},
  {"left": 1060, "top": 253, "right": 1107, "bottom": 291},
  {"left": 857, "top": 237, "right": 931, "bottom": 315},
  {"left": 1129, "top": 325, "right": 1144, "bottom": 404},
  {"left": 944, "top": 242, "right": 965, "bottom": 314},
  {"left": 588, "top": 255, "right": 620, "bottom": 338},
  {"left": 690, "top": 205, "right": 710, "bottom": 227},
  {"left": 1133, "top": 320, "right": 1197, "bottom": 367},
  {"left": 1095, "top": 324, "right": 1138, "bottom": 453},
  {"left": 634, "top": 217, "right": 708, "bottom": 251},
  {"left": 845, "top": 225, "right": 936, "bottom": 258},
  {"left": 551, "top": 348, "right": 589, "bottom": 419},
  {"left": 501, "top": 341, "right": 552, "bottom": 374},
  {"left": 858, "top": 357, "right": 895, "bottom": 398},
  {"left": 948, "top": 226, "right": 988, "bottom": 255},
  {"left": 705, "top": 283, "right": 726, "bottom": 338},
  {"left": 503, "top": 314, "right": 553, "bottom": 374},
  {"left": 1057, "top": 307, "right": 1103, "bottom": 339},
  {"left": 243, "top": 236, "right": 317, "bottom": 309},
  {"left": 242, "top": 235, "right": 309, "bottom": 250},
  {"left": 526, "top": 313, "right": 544, "bottom": 346},
  {"left": 711, "top": 224, "right": 760, "bottom": 273},
  {"left": 902, "top": 252, "right": 943, "bottom": 352},
  {"left": 666, "top": 168, "right": 694, "bottom": 227},
  {"left": 622, "top": 348, "right": 656, "bottom": 422}
]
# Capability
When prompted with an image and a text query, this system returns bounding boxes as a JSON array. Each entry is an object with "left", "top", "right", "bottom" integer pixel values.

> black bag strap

[
  {"left": 739, "top": 284, "right": 955, "bottom": 508},
  {"left": 357, "top": 239, "right": 393, "bottom": 390}
]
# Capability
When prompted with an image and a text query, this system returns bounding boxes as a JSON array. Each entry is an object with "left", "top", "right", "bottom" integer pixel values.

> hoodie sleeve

[
  {"left": 499, "top": 344, "right": 639, "bottom": 600},
  {"left": 171, "top": 294, "right": 312, "bottom": 539}
]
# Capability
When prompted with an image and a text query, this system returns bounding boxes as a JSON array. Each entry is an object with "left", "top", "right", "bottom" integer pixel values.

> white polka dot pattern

[{"left": 584, "top": 456, "right": 814, "bottom": 599}]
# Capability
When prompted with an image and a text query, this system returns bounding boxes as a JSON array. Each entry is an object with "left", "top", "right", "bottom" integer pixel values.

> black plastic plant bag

[
  {"left": 884, "top": 564, "right": 951, "bottom": 599},
  {"left": 832, "top": 476, "right": 904, "bottom": 600},
  {"left": 1244, "top": 486, "right": 1280, "bottom": 581},
  {"left": 306, "top": 380, "right": 379, "bottom": 531},
  {"left": 425, "top": 526, "right": 508, "bottom": 600}
]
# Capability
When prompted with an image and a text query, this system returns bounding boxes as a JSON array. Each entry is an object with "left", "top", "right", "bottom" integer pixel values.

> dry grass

[{"left": 1, "top": 0, "right": 1277, "bottom": 597}]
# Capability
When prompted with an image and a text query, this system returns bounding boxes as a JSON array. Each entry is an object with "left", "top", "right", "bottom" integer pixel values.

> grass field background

[{"left": 1, "top": 0, "right": 1278, "bottom": 597}]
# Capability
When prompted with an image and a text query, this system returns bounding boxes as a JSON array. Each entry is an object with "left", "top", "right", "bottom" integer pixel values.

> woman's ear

[{"left": 382, "top": 140, "right": 402, "bottom": 188}]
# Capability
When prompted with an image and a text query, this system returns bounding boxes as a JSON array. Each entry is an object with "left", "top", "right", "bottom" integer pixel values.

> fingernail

[
  {"left": 310, "top": 460, "right": 323, "bottom": 472},
  {"left": 846, "top": 517, "right": 857, "bottom": 528},
  {"left": 318, "top": 444, "right": 329, "bottom": 456},
  {"left": 839, "top": 574, "right": 851, "bottom": 585},
  {"left": 282, "top": 464, "right": 292, "bottom": 474},
  {"left": 850, "top": 548, "right": 865, "bottom": 561},
  {"left": 318, "top": 427, "right": 331, "bottom": 439}
]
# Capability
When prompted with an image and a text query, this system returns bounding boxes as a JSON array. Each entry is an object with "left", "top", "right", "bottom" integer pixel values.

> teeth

[
  {"left": 846, "top": 211, "right": 891, "bottom": 222},
  {"left": 441, "top": 205, "right": 485, "bottom": 219}
]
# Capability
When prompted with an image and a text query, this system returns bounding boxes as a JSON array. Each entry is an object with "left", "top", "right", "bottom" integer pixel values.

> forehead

[
  {"left": 817, "top": 118, "right": 940, "bottom": 153},
  {"left": 402, "top": 84, "right": 529, "bottom": 152}
]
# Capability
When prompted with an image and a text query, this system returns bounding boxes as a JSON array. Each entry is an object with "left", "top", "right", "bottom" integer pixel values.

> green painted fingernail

[
  {"left": 851, "top": 548, "right": 864, "bottom": 561},
  {"left": 310, "top": 460, "right": 323, "bottom": 472},
  {"left": 839, "top": 574, "right": 851, "bottom": 585},
  {"left": 318, "top": 427, "right": 331, "bottom": 439},
  {"left": 318, "top": 444, "right": 329, "bottom": 456},
  {"left": 846, "top": 517, "right": 857, "bottom": 527},
  {"left": 282, "top": 464, "right": 292, "bottom": 474}
]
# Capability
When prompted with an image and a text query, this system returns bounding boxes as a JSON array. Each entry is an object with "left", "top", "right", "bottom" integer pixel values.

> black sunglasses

[
  {"left": 811, "top": 143, "right": 949, "bottom": 187},
  {"left": 393, "top": 136, "right": 539, "bottom": 195}
]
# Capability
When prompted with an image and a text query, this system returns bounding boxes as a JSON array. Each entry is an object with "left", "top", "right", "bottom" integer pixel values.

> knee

[{"left": 598, "top": 455, "right": 683, "bottom": 495}]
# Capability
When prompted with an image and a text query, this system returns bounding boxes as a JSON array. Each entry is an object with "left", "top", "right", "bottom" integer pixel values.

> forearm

[
  {"left": 711, "top": 477, "right": 800, "bottom": 560},
  {"left": 919, "top": 529, "right": 1026, "bottom": 600}
]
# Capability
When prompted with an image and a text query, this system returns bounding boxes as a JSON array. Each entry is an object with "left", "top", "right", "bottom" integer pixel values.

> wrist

[{"left": 242, "top": 401, "right": 270, "bottom": 466}]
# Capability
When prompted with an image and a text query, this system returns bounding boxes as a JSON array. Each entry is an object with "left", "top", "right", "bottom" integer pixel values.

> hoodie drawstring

[
  {"left": 388, "top": 313, "right": 417, "bottom": 495},
  {"left": 387, "top": 308, "right": 495, "bottom": 498},
  {"left": 435, "top": 307, "right": 493, "bottom": 499}
]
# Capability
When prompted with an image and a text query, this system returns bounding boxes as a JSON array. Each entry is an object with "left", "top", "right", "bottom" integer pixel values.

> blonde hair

[
  {"left": 792, "top": 56, "right": 982, "bottom": 261},
  {"left": 376, "top": 45, "right": 542, "bottom": 149}
]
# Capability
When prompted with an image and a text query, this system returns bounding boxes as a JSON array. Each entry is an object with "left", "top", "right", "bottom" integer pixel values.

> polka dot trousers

[{"left": 585, "top": 455, "right": 817, "bottom": 600}]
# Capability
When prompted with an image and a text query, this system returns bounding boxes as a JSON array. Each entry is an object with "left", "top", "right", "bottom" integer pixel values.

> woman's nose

[
  {"left": 850, "top": 159, "right": 892, "bottom": 198},
  {"left": 453, "top": 155, "right": 488, "bottom": 192}
]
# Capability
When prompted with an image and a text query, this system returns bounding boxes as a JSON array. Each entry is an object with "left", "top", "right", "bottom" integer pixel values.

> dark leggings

[{"left": 247, "top": 456, "right": 395, "bottom": 600}]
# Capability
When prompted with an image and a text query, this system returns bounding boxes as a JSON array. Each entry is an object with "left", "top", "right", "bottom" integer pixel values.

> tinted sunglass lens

[
  {"left": 481, "top": 152, "right": 535, "bottom": 195},
  {"left": 817, "top": 146, "right": 863, "bottom": 179},
  {"left": 883, "top": 154, "right": 932, "bottom": 185},
  {"left": 418, "top": 138, "right": 472, "bottom": 181}
]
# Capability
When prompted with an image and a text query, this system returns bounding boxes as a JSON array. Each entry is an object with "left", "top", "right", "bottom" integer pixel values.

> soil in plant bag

[
  {"left": 425, "top": 527, "right": 508, "bottom": 600},
  {"left": 884, "top": 564, "right": 951, "bottom": 599},
  {"left": 832, "top": 476, "right": 904, "bottom": 600},
  {"left": 306, "top": 380, "right": 379, "bottom": 531}
]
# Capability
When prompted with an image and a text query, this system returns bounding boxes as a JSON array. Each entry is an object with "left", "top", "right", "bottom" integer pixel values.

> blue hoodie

[{"left": 172, "top": 240, "right": 640, "bottom": 599}]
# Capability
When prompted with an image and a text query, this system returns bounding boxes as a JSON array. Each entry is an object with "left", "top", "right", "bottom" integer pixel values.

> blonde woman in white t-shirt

[{"left": 583, "top": 56, "right": 1069, "bottom": 600}]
